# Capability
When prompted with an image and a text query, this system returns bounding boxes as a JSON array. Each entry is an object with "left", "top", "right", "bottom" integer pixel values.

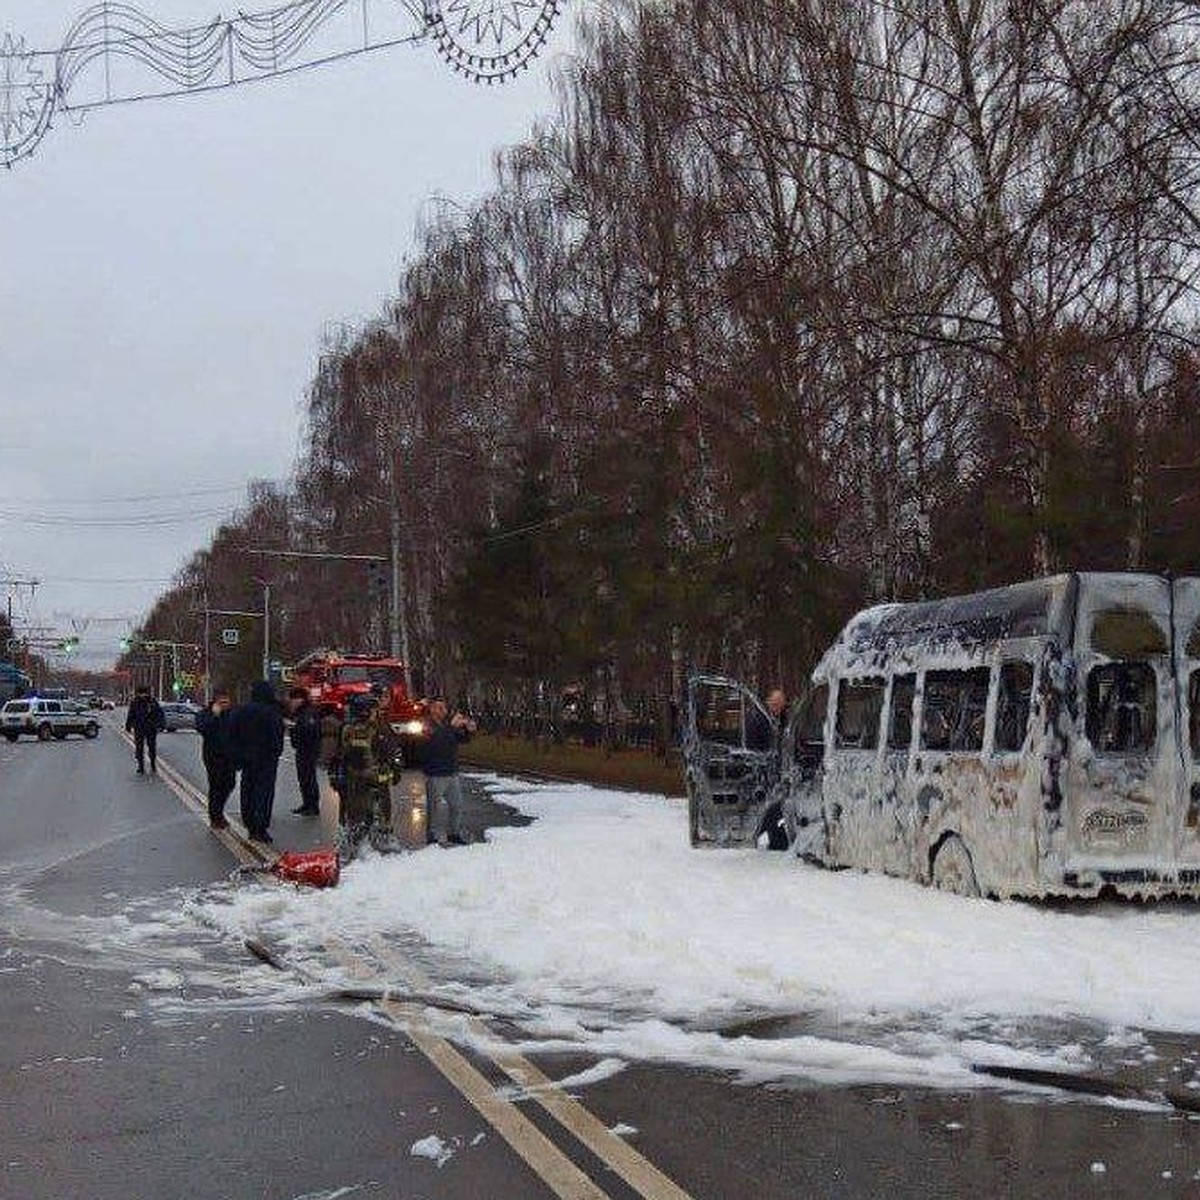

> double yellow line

[{"left": 121, "top": 723, "right": 694, "bottom": 1200}]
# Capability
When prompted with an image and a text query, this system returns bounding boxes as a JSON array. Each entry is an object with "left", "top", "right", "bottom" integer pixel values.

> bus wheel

[
  {"left": 931, "top": 834, "right": 981, "bottom": 898},
  {"left": 758, "top": 802, "right": 789, "bottom": 851},
  {"left": 686, "top": 777, "right": 701, "bottom": 847}
]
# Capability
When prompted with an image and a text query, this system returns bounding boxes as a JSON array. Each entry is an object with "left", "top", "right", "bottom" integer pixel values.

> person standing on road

[
  {"left": 331, "top": 691, "right": 396, "bottom": 860},
  {"left": 195, "top": 689, "right": 236, "bottom": 830},
  {"left": 421, "top": 698, "right": 477, "bottom": 847},
  {"left": 226, "top": 680, "right": 284, "bottom": 845},
  {"left": 745, "top": 686, "right": 787, "bottom": 752},
  {"left": 286, "top": 687, "right": 322, "bottom": 816},
  {"left": 125, "top": 686, "right": 165, "bottom": 775}
]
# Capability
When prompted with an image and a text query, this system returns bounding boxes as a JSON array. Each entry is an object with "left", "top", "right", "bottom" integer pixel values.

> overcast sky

[{"left": 0, "top": 0, "right": 564, "bottom": 668}]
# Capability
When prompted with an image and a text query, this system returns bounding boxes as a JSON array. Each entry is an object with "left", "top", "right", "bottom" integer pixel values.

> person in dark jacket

[
  {"left": 745, "top": 686, "right": 787, "bottom": 752},
  {"left": 421, "top": 697, "right": 477, "bottom": 846},
  {"left": 287, "top": 686, "right": 322, "bottom": 816},
  {"left": 125, "top": 686, "right": 165, "bottom": 774},
  {"left": 226, "top": 680, "right": 285, "bottom": 844},
  {"left": 195, "top": 689, "right": 236, "bottom": 830}
]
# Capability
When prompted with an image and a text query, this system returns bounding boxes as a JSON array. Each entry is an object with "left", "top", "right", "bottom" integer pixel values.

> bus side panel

[
  {"left": 1173, "top": 578, "right": 1200, "bottom": 866},
  {"left": 822, "top": 677, "right": 911, "bottom": 876},
  {"left": 824, "top": 746, "right": 906, "bottom": 876},
  {"left": 1064, "top": 575, "right": 1178, "bottom": 887}
]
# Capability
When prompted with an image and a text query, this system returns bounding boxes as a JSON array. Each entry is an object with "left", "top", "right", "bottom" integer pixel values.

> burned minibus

[{"left": 684, "top": 573, "right": 1200, "bottom": 898}]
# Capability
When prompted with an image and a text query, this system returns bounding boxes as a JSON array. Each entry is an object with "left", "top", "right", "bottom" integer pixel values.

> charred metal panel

[
  {"left": 683, "top": 675, "right": 781, "bottom": 848},
  {"left": 1063, "top": 575, "right": 1179, "bottom": 891}
]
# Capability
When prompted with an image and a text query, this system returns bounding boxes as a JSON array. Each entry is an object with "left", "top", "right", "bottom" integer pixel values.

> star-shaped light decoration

[
  {"left": 444, "top": 0, "right": 539, "bottom": 47},
  {"left": 426, "top": 0, "right": 563, "bottom": 83},
  {"left": 1, "top": 32, "right": 51, "bottom": 164}
]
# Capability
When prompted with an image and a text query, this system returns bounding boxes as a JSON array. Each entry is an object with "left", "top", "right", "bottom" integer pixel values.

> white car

[{"left": 1, "top": 698, "right": 101, "bottom": 742}]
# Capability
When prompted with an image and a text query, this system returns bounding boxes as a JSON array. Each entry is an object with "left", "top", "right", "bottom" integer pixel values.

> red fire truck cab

[{"left": 291, "top": 651, "right": 427, "bottom": 755}]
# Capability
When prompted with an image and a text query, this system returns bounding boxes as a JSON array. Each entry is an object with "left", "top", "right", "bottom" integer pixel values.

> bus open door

[{"left": 683, "top": 675, "right": 781, "bottom": 848}]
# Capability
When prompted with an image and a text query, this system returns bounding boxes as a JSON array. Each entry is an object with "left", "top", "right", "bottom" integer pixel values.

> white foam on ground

[
  {"left": 162, "top": 774, "right": 1200, "bottom": 1089},
  {"left": 14, "top": 774, "right": 1200, "bottom": 1092},
  {"left": 409, "top": 1135, "right": 455, "bottom": 1168}
]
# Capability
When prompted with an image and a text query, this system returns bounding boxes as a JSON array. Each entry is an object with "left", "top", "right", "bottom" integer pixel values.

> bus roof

[{"left": 815, "top": 574, "right": 1078, "bottom": 680}]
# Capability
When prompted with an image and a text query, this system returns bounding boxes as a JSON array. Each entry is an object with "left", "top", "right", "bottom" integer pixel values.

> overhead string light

[{"left": 1, "top": 0, "right": 567, "bottom": 167}]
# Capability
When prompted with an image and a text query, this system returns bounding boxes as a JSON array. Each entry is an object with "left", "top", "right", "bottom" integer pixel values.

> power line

[
  {"left": 0, "top": 507, "right": 235, "bottom": 528},
  {"left": 37, "top": 575, "right": 176, "bottom": 585},
  {"left": 3, "top": 483, "right": 272, "bottom": 507}
]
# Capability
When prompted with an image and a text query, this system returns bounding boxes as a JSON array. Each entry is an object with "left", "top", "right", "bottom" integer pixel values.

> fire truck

[{"left": 290, "top": 650, "right": 428, "bottom": 756}]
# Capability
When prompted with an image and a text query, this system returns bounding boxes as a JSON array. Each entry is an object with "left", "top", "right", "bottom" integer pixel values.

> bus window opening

[
  {"left": 835, "top": 678, "right": 885, "bottom": 750},
  {"left": 1086, "top": 662, "right": 1156, "bottom": 754},
  {"left": 887, "top": 674, "right": 916, "bottom": 751},
  {"left": 921, "top": 668, "right": 990, "bottom": 753},
  {"left": 994, "top": 661, "right": 1034, "bottom": 753},
  {"left": 695, "top": 685, "right": 745, "bottom": 749}
]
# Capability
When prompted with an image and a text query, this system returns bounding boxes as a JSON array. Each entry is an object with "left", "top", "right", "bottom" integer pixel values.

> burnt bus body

[{"left": 685, "top": 573, "right": 1200, "bottom": 898}]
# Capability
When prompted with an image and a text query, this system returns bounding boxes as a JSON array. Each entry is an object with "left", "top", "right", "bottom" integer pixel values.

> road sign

[{"left": 221, "top": 628, "right": 240, "bottom": 646}]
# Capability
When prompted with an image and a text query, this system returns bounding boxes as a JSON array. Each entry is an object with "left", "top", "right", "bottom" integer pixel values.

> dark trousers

[
  {"left": 239, "top": 757, "right": 279, "bottom": 836},
  {"left": 295, "top": 750, "right": 320, "bottom": 812},
  {"left": 204, "top": 755, "right": 236, "bottom": 823},
  {"left": 133, "top": 731, "right": 158, "bottom": 773}
]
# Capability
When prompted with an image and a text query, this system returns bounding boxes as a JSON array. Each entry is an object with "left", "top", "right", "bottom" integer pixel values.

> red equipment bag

[{"left": 270, "top": 849, "right": 340, "bottom": 889}]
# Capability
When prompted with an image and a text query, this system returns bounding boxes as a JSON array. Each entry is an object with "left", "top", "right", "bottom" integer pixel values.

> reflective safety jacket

[{"left": 338, "top": 718, "right": 393, "bottom": 787}]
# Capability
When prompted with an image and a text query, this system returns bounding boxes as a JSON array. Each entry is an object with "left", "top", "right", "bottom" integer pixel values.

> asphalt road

[{"left": 3, "top": 718, "right": 1200, "bottom": 1199}]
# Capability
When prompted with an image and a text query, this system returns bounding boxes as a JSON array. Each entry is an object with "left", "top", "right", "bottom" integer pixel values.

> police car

[{"left": 1, "top": 697, "right": 101, "bottom": 741}]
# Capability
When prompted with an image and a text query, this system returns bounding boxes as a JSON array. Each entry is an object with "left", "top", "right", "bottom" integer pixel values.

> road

[{"left": 3, "top": 718, "right": 1200, "bottom": 1199}]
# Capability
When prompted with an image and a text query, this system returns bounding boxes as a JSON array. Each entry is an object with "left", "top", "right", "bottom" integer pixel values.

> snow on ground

[{"left": 165, "top": 773, "right": 1200, "bottom": 1092}]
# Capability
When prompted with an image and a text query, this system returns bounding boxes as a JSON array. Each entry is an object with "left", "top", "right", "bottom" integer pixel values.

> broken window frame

[
  {"left": 834, "top": 676, "right": 886, "bottom": 751},
  {"left": 886, "top": 673, "right": 917, "bottom": 752},
  {"left": 1084, "top": 661, "right": 1158, "bottom": 756},
  {"left": 993, "top": 660, "right": 1035, "bottom": 755},
  {"left": 919, "top": 667, "right": 991, "bottom": 754}
]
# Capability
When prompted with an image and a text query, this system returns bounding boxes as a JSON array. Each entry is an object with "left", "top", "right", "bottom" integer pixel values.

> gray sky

[{"left": 0, "top": 0, "right": 563, "bottom": 668}]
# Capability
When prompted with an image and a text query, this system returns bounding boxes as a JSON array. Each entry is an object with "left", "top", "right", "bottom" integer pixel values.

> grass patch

[{"left": 461, "top": 732, "right": 685, "bottom": 796}]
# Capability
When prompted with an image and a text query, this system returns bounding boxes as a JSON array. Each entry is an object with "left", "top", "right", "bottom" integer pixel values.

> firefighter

[{"left": 331, "top": 691, "right": 397, "bottom": 860}]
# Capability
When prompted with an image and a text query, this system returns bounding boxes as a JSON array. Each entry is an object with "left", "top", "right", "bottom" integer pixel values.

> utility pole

[
  {"left": 197, "top": 604, "right": 265, "bottom": 697},
  {"left": 203, "top": 597, "right": 211, "bottom": 703},
  {"left": 263, "top": 581, "right": 271, "bottom": 681},
  {"left": 387, "top": 457, "right": 412, "bottom": 691},
  {"left": 1, "top": 577, "right": 39, "bottom": 631},
  {"left": 241, "top": 546, "right": 407, "bottom": 678}
]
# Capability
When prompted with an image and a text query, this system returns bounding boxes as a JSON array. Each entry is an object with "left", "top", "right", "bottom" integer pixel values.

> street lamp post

[{"left": 258, "top": 580, "right": 271, "bottom": 681}]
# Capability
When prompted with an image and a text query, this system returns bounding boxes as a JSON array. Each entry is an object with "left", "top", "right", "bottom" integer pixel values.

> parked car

[
  {"left": 1, "top": 698, "right": 100, "bottom": 741},
  {"left": 160, "top": 701, "right": 201, "bottom": 732}
]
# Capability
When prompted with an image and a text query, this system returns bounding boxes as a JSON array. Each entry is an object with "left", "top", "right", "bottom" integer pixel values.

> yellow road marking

[
  {"left": 364, "top": 934, "right": 695, "bottom": 1200},
  {"left": 124, "top": 724, "right": 693, "bottom": 1200}
]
